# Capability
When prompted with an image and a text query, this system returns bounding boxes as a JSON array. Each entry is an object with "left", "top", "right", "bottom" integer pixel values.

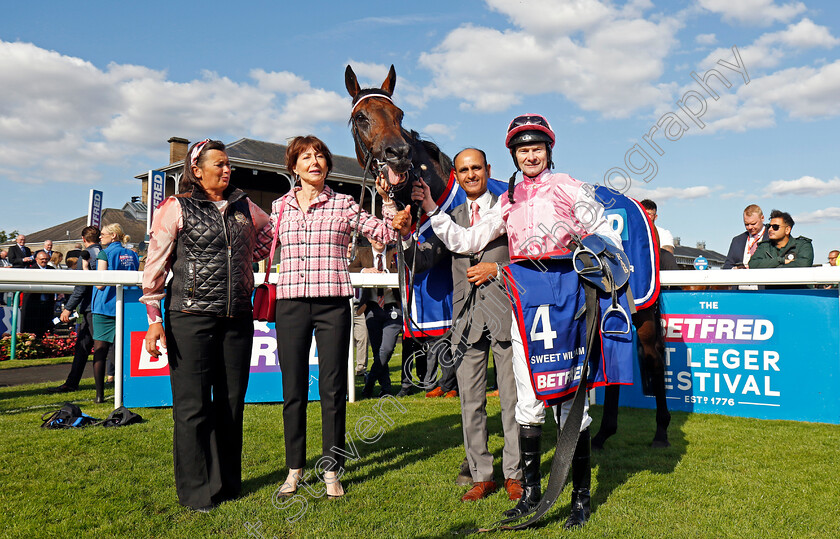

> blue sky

[{"left": 2, "top": 0, "right": 839, "bottom": 260}]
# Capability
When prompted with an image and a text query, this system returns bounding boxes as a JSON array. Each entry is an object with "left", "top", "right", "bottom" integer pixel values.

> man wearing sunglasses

[{"left": 748, "top": 210, "right": 813, "bottom": 268}]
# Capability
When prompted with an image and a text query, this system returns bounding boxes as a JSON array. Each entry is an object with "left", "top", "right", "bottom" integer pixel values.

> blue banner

[
  {"left": 121, "top": 288, "right": 321, "bottom": 408},
  {"left": 147, "top": 170, "right": 166, "bottom": 234},
  {"left": 88, "top": 189, "right": 103, "bottom": 229},
  {"left": 597, "top": 288, "right": 840, "bottom": 424}
]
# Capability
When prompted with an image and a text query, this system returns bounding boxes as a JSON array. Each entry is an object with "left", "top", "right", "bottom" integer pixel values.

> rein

[{"left": 350, "top": 111, "right": 428, "bottom": 336}]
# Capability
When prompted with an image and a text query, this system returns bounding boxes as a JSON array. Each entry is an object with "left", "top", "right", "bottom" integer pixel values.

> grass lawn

[
  {"left": 0, "top": 356, "right": 73, "bottom": 370},
  {"left": 1, "top": 353, "right": 838, "bottom": 538}
]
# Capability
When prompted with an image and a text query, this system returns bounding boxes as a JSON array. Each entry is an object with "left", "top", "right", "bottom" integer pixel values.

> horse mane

[{"left": 408, "top": 129, "right": 452, "bottom": 175}]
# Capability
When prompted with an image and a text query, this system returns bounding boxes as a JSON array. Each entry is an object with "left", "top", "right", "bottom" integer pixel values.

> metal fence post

[
  {"left": 10, "top": 292, "right": 20, "bottom": 360},
  {"left": 115, "top": 285, "right": 124, "bottom": 409}
]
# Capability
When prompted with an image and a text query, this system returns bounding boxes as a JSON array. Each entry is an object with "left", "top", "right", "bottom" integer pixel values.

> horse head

[{"left": 345, "top": 64, "right": 414, "bottom": 191}]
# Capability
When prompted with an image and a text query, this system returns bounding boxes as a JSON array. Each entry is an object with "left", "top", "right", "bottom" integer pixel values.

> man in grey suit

[{"left": 398, "top": 148, "right": 522, "bottom": 502}]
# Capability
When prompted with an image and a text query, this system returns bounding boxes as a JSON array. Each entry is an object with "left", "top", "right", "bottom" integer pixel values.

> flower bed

[{"left": 0, "top": 332, "right": 77, "bottom": 361}]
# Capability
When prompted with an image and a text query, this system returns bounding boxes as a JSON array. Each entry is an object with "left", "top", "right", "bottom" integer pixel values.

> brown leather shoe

[
  {"left": 504, "top": 478, "right": 524, "bottom": 500},
  {"left": 444, "top": 390, "right": 458, "bottom": 398},
  {"left": 425, "top": 387, "right": 445, "bottom": 398},
  {"left": 461, "top": 481, "right": 497, "bottom": 501}
]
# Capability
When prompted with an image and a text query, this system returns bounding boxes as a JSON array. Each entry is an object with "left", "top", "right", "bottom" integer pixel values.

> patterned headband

[{"left": 190, "top": 139, "right": 211, "bottom": 167}]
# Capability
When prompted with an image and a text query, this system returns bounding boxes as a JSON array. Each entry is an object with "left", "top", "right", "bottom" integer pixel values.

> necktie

[
  {"left": 747, "top": 234, "right": 761, "bottom": 255},
  {"left": 376, "top": 253, "right": 385, "bottom": 308},
  {"left": 470, "top": 201, "right": 480, "bottom": 226}
]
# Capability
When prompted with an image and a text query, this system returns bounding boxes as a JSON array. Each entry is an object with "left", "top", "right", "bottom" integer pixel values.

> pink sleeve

[
  {"left": 250, "top": 200, "right": 274, "bottom": 261},
  {"left": 349, "top": 198, "right": 398, "bottom": 244},
  {"left": 139, "top": 198, "right": 181, "bottom": 324}
]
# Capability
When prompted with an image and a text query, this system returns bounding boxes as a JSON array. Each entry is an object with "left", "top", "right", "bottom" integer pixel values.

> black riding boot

[
  {"left": 503, "top": 424, "right": 542, "bottom": 519},
  {"left": 564, "top": 428, "right": 591, "bottom": 530}
]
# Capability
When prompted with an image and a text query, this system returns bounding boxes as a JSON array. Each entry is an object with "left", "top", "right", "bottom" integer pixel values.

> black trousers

[
  {"left": 165, "top": 311, "right": 253, "bottom": 509},
  {"left": 400, "top": 335, "right": 457, "bottom": 392},
  {"left": 64, "top": 311, "right": 94, "bottom": 389},
  {"left": 275, "top": 297, "right": 350, "bottom": 471},
  {"left": 364, "top": 305, "right": 402, "bottom": 392}
]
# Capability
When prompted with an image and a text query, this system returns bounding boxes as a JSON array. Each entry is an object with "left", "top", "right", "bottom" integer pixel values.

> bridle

[{"left": 348, "top": 92, "right": 431, "bottom": 340}]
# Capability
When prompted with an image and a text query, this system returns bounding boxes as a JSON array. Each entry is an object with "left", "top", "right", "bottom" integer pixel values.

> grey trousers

[
  {"left": 353, "top": 307, "right": 369, "bottom": 373},
  {"left": 456, "top": 334, "right": 521, "bottom": 482}
]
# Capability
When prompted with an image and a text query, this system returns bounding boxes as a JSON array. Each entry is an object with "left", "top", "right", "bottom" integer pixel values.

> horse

[
  {"left": 345, "top": 64, "right": 452, "bottom": 218},
  {"left": 344, "top": 64, "right": 671, "bottom": 450}
]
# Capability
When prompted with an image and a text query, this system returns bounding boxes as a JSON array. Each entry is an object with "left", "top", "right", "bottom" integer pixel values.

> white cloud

[
  {"left": 697, "top": 0, "right": 806, "bottom": 26},
  {"left": 700, "top": 19, "right": 839, "bottom": 71},
  {"left": 627, "top": 185, "right": 718, "bottom": 200},
  {"left": 696, "top": 33, "right": 717, "bottom": 45},
  {"left": 419, "top": 0, "right": 681, "bottom": 116},
  {"left": 250, "top": 69, "right": 312, "bottom": 93},
  {"left": 672, "top": 50, "right": 840, "bottom": 135},
  {"left": 421, "top": 123, "right": 455, "bottom": 139},
  {"left": 767, "top": 176, "right": 840, "bottom": 196},
  {"left": 0, "top": 39, "right": 349, "bottom": 186},
  {"left": 344, "top": 60, "right": 426, "bottom": 110},
  {"left": 794, "top": 207, "right": 840, "bottom": 224}
]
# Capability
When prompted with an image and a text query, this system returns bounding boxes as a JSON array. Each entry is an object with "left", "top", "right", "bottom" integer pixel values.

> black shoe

[
  {"left": 564, "top": 428, "right": 592, "bottom": 530},
  {"left": 455, "top": 457, "right": 472, "bottom": 486},
  {"left": 47, "top": 384, "right": 77, "bottom": 394},
  {"left": 94, "top": 395, "right": 105, "bottom": 404},
  {"left": 503, "top": 425, "right": 542, "bottom": 520},
  {"left": 395, "top": 388, "right": 412, "bottom": 397},
  {"left": 378, "top": 387, "right": 393, "bottom": 397},
  {"left": 503, "top": 484, "right": 541, "bottom": 518}
]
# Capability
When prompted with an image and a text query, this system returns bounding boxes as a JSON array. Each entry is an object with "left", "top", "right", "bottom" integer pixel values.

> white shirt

[
  {"left": 428, "top": 174, "right": 622, "bottom": 257},
  {"left": 656, "top": 226, "right": 674, "bottom": 249},
  {"left": 372, "top": 247, "right": 389, "bottom": 273}
]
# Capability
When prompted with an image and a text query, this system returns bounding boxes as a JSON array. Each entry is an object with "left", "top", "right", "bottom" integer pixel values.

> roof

[
  {"left": 674, "top": 245, "right": 726, "bottom": 267},
  {"left": 225, "top": 138, "right": 367, "bottom": 179},
  {"left": 2, "top": 208, "right": 148, "bottom": 247},
  {"left": 135, "top": 138, "right": 367, "bottom": 181}
]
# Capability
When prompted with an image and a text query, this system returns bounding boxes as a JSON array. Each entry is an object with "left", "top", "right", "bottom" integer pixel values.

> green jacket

[{"left": 748, "top": 236, "right": 814, "bottom": 268}]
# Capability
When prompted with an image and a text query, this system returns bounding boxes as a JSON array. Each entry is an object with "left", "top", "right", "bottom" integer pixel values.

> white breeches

[{"left": 510, "top": 315, "right": 591, "bottom": 431}]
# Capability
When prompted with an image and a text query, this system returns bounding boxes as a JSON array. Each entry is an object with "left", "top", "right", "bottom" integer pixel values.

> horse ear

[
  {"left": 345, "top": 65, "right": 361, "bottom": 98},
  {"left": 381, "top": 64, "right": 397, "bottom": 96}
]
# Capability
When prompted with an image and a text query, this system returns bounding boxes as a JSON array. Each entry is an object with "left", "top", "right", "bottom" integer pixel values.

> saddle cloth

[{"left": 502, "top": 258, "right": 635, "bottom": 403}]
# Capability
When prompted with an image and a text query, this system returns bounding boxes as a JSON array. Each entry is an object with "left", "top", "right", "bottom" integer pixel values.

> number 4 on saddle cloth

[{"left": 502, "top": 234, "right": 635, "bottom": 404}]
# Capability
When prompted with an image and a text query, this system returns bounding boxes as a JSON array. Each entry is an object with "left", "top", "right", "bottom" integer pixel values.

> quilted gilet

[{"left": 166, "top": 187, "right": 256, "bottom": 317}]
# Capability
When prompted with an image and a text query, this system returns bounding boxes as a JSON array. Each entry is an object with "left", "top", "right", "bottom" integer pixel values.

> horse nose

[{"left": 384, "top": 143, "right": 412, "bottom": 164}]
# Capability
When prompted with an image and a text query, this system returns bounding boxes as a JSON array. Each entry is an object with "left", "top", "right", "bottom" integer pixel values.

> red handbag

[{"left": 253, "top": 199, "right": 285, "bottom": 322}]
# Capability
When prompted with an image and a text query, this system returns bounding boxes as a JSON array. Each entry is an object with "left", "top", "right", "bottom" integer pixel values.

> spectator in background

[
  {"left": 0, "top": 249, "right": 11, "bottom": 267},
  {"left": 749, "top": 210, "right": 813, "bottom": 268},
  {"left": 347, "top": 242, "right": 370, "bottom": 377},
  {"left": 21, "top": 251, "right": 55, "bottom": 336},
  {"left": 724, "top": 204, "right": 769, "bottom": 269},
  {"left": 640, "top": 199, "right": 674, "bottom": 254},
  {"left": 36, "top": 239, "right": 54, "bottom": 260},
  {"left": 48, "top": 226, "right": 101, "bottom": 394},
  {"left": 828, "top": 250, "right": 839, "bottom": 266},
  {"left": 91, "top": 223, "right": 140, "bottom": 403},
  {"left": 8, "top": 235, "right": 33, "bottom": 267},
  {"left": 48, "top": 252, "right": 64, "bottom": 269}
]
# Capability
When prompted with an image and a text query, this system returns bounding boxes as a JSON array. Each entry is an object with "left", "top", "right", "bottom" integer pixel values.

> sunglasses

[
  {"left": 768, "top": 223, "right": 786, "bottom": 231},
  {"left": 508, "top": 115, "right": 551, "bottom": 130}
]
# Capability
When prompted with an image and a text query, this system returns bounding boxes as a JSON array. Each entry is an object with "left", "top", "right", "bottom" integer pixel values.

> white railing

[{"left": 2, "top": 266, "right": 838, "bottom": 408}]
